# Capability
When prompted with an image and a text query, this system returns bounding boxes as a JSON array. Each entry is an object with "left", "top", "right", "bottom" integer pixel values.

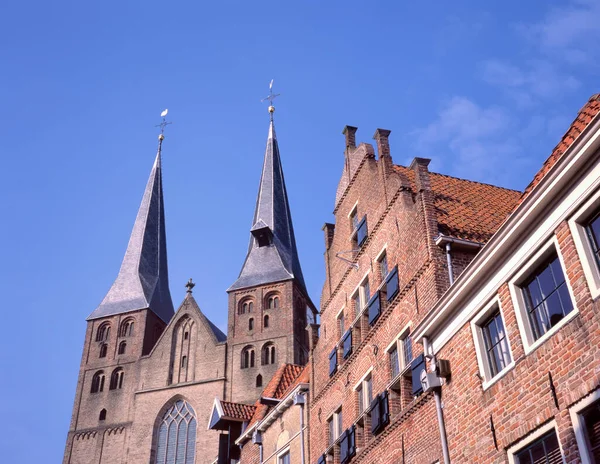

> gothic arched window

[
  {"left": 249, "top": 318, "right": 254, "bottom": 331},
  {"left": 96, "top": 323, "right": 110, "bottom": 342},
  {"left": 119, "top": 319, "right": 134, "bottom": 337},
  {"left": 118, "top": 341, "right": 127, "bottom": 355},
  {"left": 109, "top": 368, "right": 124, "bottom": 390},
  {"left": 239, "top": 299, "right": 254, "bottom": 315},
  {"left": 264, "top": 315, "right": 269, "bottom": 328},
  {"left": 155, "top": 400, "right": 197, "bottom": 464},
  {"left": 99, "top": 409, "right": 107, "bottom": 421},
  {"left": 256, "top": 375, "right": 263, "bottom": 388},
  {"left": 91, "top": 371, "right": 105, "bottom": 393}
]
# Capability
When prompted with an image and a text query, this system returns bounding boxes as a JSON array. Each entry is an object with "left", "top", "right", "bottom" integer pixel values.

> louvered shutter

[
  {"left": 317, "top": 454, "right": 327, "bottom": 464},
  {"left": 357, "top": 216, "right": 368, "bottom": 246},
  {"left": 385, "top": 266, "right": 399, "bottom": 302},
  {"left": 380, "top": 391, "right": 390, "bottom": 427},
  {"left": 368, "top": 293, "right": 381, "bottom": 326},
  {"left": 411, "top": 354, "right": 426, "bottom": 396},
  {"left": 370, "top": 395, "right": 381, "bottom": 434},
  {"left": 329, "top": 348, "right": 337, "bottom": 377},
  {"left": 343, "top": 330, "right": 353, "bottom": 359},
  {"left": 583, "top": 403, "right": 600, "bottom": 462},
  {"left": 339, "top": 429, "right": 349, "bottom": 464},
  {"left": 348, "top": 425, "right": 356, "bottom": 458}
]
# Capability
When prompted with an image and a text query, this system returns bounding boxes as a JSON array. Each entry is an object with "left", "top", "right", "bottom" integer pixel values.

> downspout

[
  {"left": 445, "top": 242, "right": 454, "bottom": 285},
  {"left": 295, "top": 392, "right": 307, "bottom": 464},
  {"left": 259, "top": 442, "right": 263, "bottom": 464},
  {"left": 423, "top": 337, "right": 451, "bottom": 464}
]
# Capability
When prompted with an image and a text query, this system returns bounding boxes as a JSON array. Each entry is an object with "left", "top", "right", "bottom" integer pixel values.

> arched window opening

[
  {"left": 118, "top": 341, "right": 127, "bottom": 355},
  {"left": 119, "top": 319, "right": 134, "bottom": 337},
  {"left": 99, "top": 409, "right": 107, "bottom": 421},
  {"left": 91, "top": 371, "right": 105, "bottom": 393},
  {"left": 256, "top": 375, "right": 263, "bottom": 388},
  {"left": 262, "top": 343, "right": 276, "bottom": 365},
  {"left": 99, "top": 343, "right": 108, "bottom": 358},
  {"left": 109, "top": 368, "right": 124, "bottom": 390},
  {"left": 184, "top": 331, "right": 189, "bottom": 340},
  {"left": 155, "top": 400, "right": 197, "bottom": 464},
  {"left": 181, "top": 356, "right": 187, "bottom": 368},
  {"left": 239, "top": 299, "right": 254, "bottom": 315},
  {"left": 96, "top": 323, "right": 110, "bottom": 342},
  {"left": 242, "top": 346, "right": 255, "bottom": 369},
  {"left": 266, "top": 294, "right": 280, "bottom": 309},
  {"left": 264, "top": 315, "right": 270, "bottom": 328},
  {"left": 249, "top": 318, "right": 254, "bottom": 331}
]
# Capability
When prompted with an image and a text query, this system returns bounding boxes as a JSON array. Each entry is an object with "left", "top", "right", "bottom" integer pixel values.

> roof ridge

[{"left": 428, "top": 170, "right": 522, "bottom": 194}]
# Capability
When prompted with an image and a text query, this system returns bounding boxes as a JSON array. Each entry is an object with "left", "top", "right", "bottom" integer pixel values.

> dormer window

[{"left": 251, "top": 220, "right": 273, "bottom": 247}]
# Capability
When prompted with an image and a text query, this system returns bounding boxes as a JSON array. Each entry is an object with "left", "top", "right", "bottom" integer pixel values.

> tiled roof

[
  {"left": 519, "top": 94, "right": 600, "bottom": 206},
  {"left": 393, "top": 165, "right": 521, "bottom": 243},
  {"left": 220, "top": 401, "right": 256, "bottom": 421},
  {"left": 248, "top": 364, "right": 306, "bottom": 427}
]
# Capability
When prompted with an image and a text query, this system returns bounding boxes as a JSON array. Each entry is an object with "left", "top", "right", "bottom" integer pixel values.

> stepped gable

[
  {"left": 394, "top": 165, "right": 521, "bottom": 244},
  {"left": 519, "top": 93, "right": 600, "bottom": 206}
]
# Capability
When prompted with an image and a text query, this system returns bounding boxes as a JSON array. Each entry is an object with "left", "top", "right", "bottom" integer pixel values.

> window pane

[
  {"left": 328, "top": 419, "right": 334, "bottom": 445},
  {"left": 380, "top": 254, "right": 388, "bottom": 278},
  {"left": 390, "top": 347, "right": 400, "bottom": 378},
  {"left": 515, "top": 431, "right": 560, "bottom": 464},
  {"left": 537, "top": 265, "right": 556, "bottom": 299},
  {"left": 366, "top": 377, "right": 373, "bottom": 405},
  {"left": 403, "top": 336, "right": 413, "bottom": 368},
  {"left": 482, "top": 311, "right": 511, "bottom": 377},
  {"left": 337, "top": 411, "right": 343, "bottom": 437},
  {"left": 582, "top": 403, "right": 600, "bottom": 462},
  {"left": 357, "top": 386, "right": 364, "bottom": 414}
]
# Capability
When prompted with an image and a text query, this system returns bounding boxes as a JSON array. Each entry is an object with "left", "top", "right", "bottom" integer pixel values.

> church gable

[{"left": 137, "top": 292, "right": 227, "bottom": 390}]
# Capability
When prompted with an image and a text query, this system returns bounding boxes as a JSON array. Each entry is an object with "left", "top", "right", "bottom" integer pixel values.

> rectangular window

[
  {"left": 586, "top": 211, "right": 600, "bottom": 268},
  {"left": 379, "top": 252, "right": 389, "bottom": 280},
  {"left": 350, "top": 207, "right": 359, "bottom": 231},
  {"left": 521, "top": 254, "right": 573, "bottom": 341},
  {"left": 581, "top": 401, "right": 600, "bottom": 461},
  {"left": 328, "top": 417, "right": 335, "bottom": 446},
  {"left": 481, "top": 310, "right": 511, "bottom": 377},
  {"left": 329, "top": 348, "right": 338, "bottom": 377},
  {"left": 389, "top": 346, "right": 400, "bottom": 379},
  {"left": 514, "top": 430, "right": 561, "bottom": 464},
  {"left": 354, "top": 277, "right": 371, "bottom": 314},
  {"left": 402, "top": 335, "right": 413, "bottom": 369},
  {"left": 342, "top": 330, "right": 352, "bottom": 359},
  {"left": 337, "top": 409, "right": 343, "bottom": 439},
  {"left": 278, "top": 451, "right": 290, "bottom": 464},
  {"left": 357, "top": 374, "right": 373, "bottom": 415}
]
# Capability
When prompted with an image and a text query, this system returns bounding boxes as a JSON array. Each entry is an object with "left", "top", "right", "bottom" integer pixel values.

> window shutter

[
  {"left": 343, "top": 330, "right": 353, "bottom": 359},
  {"left": 380, "top": 391, "right": 390, "bottom": 427},
  {"left": 411, "top": 354, "right": 426, "bottom": 396},
  {"left": 339, "top": 429, "right": 349, "bottom": 464},
  {"left": 370, "top": 395, "right": 381, "bottom": 434},
  {"left": 368, "top": 293, "right": 382, "bottom": 326},
  {"left": 357, "top": 216, "right": 368, "bottom": 246},
  {"left": 348, "top": 425, "right": 356, "bottom": 458},
  {"left": 329, "top": 348, "right": 338, "bottom": 377},
  {"left": 385, "top": 266, "right": 399, "bottom": 302}
]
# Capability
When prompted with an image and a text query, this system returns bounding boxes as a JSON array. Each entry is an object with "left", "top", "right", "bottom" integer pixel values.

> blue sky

[{"left": 0, "top": 1, "right": 599, "bottom": 462}]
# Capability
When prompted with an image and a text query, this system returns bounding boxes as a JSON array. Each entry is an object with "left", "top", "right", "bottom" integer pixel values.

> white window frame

[
  {"left": 348, "top": 202, "right": 359, "bottom": 232},
  {"left": 353, "top": 367, "right": 374, "bottom": 414},
  {"left": 568, "top": 187, "right": 600, "bottom": 300},
  {"left": 375, "top": 245, "right": 389, "bottom": 280},
  {"left": 351, "top": 272, "right": 371, "bottom": 314},
  {"left": 507, "top": 421, "right": 565, "bottom": 464},
  {"left": 508, "top": 237, "right": 579, "bottom": 355},
  {"left": 277, "top": 446, "right": 291, "bottom": 464},
  {"left": 470, "top": 297, "right": 514, "bottom": 390},
  {"left": 327, "top": 407, "right": 343, "bottom": 445},
  {"left": 386, "top": 323, "right": 413, "bottom": 378},
  {"left": 569, "top": 389, "right": 600, "bottom": 464},
  {"left": 336, "top": 306, "right": 346, "bottom": 340}
]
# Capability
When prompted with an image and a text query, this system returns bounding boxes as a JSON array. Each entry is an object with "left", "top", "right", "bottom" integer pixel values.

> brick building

[{"left": 65, "top": 93, "right": 600, "bottom": 464}]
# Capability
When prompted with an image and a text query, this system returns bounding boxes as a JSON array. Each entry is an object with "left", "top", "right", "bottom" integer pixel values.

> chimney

[
  {"left": 306, "top": 323, "right": 320, "bottom": 352},
  {"left": 342, "top": 125, "right": 358, "bottom": 150},
  {"left": 322, "top": 223, "right": 335, "bottom": 250}
]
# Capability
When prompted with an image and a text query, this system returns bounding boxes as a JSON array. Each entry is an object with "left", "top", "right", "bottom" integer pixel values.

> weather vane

[
  {"left": 156, "top": 109, "right": 172, "bottom": 141},
  {"left": 261, "top": 79, "right": 280, "bottom": 119}
]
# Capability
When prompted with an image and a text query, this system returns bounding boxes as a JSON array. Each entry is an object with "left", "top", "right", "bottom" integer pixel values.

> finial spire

[
  {"left": 185, "top": 278, "right": 195, "bottom": 294},
  {"left": 156, "top": 109, "right": 172, "bottom": 150},
  {"left": 261, "top": 79, "right": 280, "bottom": 121}
]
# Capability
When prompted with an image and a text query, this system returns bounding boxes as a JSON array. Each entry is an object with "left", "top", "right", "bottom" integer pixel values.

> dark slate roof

[
  {"left": 88, "top": 144, "right": 174, "bottom": 323},
  {"left": 228, "top": 120, "right": 310, "bottom": 301}
]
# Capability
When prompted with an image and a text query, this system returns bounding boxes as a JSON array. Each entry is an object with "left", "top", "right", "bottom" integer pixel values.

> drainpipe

[
  {"left": 252, "top": 430, "right": 263, "bottom": 464},
  {"left": 445, "top": 242, "right": 454, "bottom": 285},
  {"left": 423, "top": 337, "right": 451, "bottom": 464},
  {"left": 259, "top": 442, "right": 263, "bottom": 464},
  {"left": 294, "top": 392, "right": 307, "bottom": 464}
]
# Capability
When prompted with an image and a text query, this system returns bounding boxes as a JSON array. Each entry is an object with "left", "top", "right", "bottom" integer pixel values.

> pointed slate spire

[
  {"left": 228, "top": 114, "right": 309, "bottom": 299},
  {"left": 88, "top": 135, "right": 174, "bottom": 322}
]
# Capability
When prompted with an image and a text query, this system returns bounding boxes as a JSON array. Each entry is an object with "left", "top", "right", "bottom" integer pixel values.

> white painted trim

[
  {"left": 335, "top": 305, "right": 346, "bottom": 320},
  {"left": 347, "top": 201, "right": 359, "bottom": 219},
  {"left": 568, "top": 186, "right": 600, "bottom": 300},
  {"left": 508, "top": 236, "right": 579, "bottom": 355},
  {"left": 506, "top": 421, "right": 565, "bottom": 464},
  {"left": 412, "top": 117, "right": 600, "bottom": 352},
  {"left": 469, "top": 297, "right": 515, "bottom": 389},
  {"left": 569, "top": 389, "right": 600, "bottom": 464},
  {"left": 277, "top": 446, "right": 291, "bottom": 463},
  {"left": 375, "top": 244, "right": 388, "bottom": 262},
  {"left": 385, "top": 322, "right": 412, "bottom": 353},
  {"left": 353, "top": 367, "right": 373, "bottom": 391}
]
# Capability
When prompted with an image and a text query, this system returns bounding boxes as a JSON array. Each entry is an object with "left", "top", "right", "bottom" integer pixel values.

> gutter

[{"left": 413, "top": 113, "right": 600, "bottom": 348}]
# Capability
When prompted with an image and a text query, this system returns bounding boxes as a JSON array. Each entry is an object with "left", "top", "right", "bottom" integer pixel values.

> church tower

[
  {"left": 64, "top": 132, "right": 174, "bottom": 463},
  {"left": 225, "top": 100, "right": 316, "bottom": 404}
]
